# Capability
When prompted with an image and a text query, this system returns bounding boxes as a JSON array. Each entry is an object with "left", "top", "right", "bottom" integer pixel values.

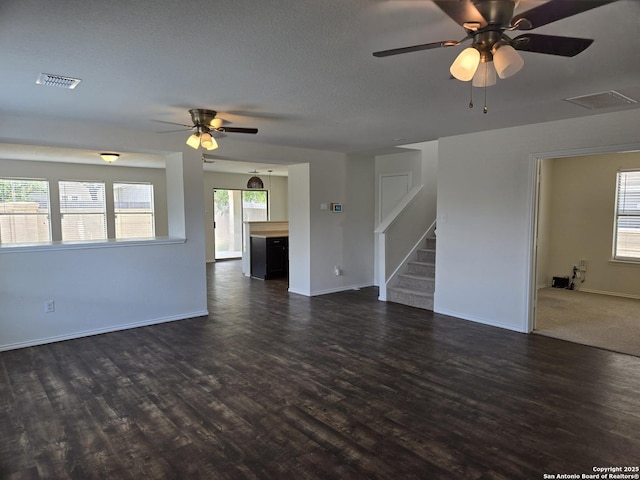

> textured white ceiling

[{"left": 1, "top": 0, "right": 639, "bottom": 156}]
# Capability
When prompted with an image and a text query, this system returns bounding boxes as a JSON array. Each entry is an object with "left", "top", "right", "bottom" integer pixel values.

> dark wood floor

[{"left": 2, "top": 261, "right": 640, "bottom": 479}]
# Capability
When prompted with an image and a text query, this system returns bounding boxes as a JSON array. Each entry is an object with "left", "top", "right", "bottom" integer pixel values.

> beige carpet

[{"left": 535, "top": 287, "right": 640, "bottom": 357}]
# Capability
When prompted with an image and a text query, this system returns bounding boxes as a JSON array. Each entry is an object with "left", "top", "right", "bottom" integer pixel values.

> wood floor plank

[{"left": 2, "top": 259, "right": 640, "bottom": 478}]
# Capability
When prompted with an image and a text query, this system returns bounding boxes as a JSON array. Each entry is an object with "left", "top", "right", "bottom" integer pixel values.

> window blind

[
  {"left": 615, "top": 170, "right": 640, "bottom": 259},
  {"left": 59, "top": 181, "right": 107, "bottom": 241},
  {"left": 114, "top": 183, "right": 155, "bottom": 239}
]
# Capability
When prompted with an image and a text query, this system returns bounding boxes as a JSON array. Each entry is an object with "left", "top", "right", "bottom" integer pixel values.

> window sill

[
  {"left": 609, "top": 258, "right": 640, "bottom": 266},
  {"left": 0, "top": 237, "right": 186, "bottom": 254}
]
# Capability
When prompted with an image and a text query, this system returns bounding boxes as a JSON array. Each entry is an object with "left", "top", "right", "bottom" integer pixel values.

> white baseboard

[
  {"left": 288, "top": 287, "right": 310, "bottom": 296},
  {"left": 577, "top": 288, "right": 640, "bottom": 300},
  {"left": 289, "top": 283, "right": 375, "bottom": 297},
  {"left": 0, "top": 310, "right": 209, "bottom": 352},
  {"left": 310, "top": 283, "right": 374, "bottom": 296},
  {"left": 434, "top": 307, "right": 529, "bottom": 334}
]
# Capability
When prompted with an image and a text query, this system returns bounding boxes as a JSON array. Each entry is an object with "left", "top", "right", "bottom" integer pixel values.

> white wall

[
  {"left": 202, "top": 171, "right": 288, "bottom": 262},
  {"left": 288, "top": 163, "right": 311, "bottom": 295},
  {"left": 308, "top": 154, "right": 375, "bottom": 295},
  {"left": 287, "top": 154, "right": 376, "bottom": 297},
  {"left": 344, "top": 155, "right": 376, "bottom": 289},
  {"left": 540, "top": 152, "right": 640, "bottom": 297},
  {"left": 375, "top": 150, "right": 421, "bottom": 225},
  {"left": 435, "top": 108, "right": 640, "bottom": 333}
]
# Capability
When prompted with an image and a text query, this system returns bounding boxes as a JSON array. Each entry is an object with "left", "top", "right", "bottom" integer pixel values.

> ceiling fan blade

[
  {"left": 157, "top": 128, "right": 195, "bottom": 133},
  {"left": 217, "top": 127, "right": 258, "bottom": 134},
  {"left": 433, "top": 0, "right": 487, "bottom": 29},
  {"left": 512, "top": 0, "right": 618, "bottom": 30},
  {"left": 373, "top": 39, "right": 461, "bottom": 57},
  {"left": 512, "top": 34, "right": 594, "bottom": 57},
  {"left": 151, "top": 119, "right": 194, "bottom": 128}
]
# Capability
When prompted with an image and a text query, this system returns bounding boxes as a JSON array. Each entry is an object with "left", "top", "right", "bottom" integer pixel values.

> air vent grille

[
  {"left": 36, "top": 73, "right": 82, "bottom": 90},
  {"left": 564, "top": 90, "right": 637, "bottom": 110}
]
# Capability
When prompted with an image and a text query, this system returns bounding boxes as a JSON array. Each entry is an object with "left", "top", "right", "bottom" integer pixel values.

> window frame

[
  {"left": 0, "top": 177, "right": 52, "bottom": 245},
  {"left": 613, "top": 169, "right": 640, "bottom": 262},
  {"left": 113, "top": 182, "right": 156, "bottom": 239},
  {"left": 59, "top": 180, "right": 108, "bottom": 242}
]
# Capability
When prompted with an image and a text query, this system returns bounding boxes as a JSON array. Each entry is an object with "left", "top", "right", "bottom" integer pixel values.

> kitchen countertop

[{"left": 250, "top": 231, "right": 289, "bottom": 239}]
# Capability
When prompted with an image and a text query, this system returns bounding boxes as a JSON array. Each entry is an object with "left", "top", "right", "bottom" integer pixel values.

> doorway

[
  {"left": 530, "top": 149, "right": 640, "bottom": 357},
  {"left": 213, "top": 189, "right": 268, "bottom": 260}
]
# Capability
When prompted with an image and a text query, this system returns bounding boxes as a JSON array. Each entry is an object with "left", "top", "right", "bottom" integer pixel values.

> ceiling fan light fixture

[
  {"left": 200, "top": 132, "right": 218, "bottom": 150},
  {"left": 450, "top": 47, "right": 480, "bottom": 82},
  {"left": 204, "top": 139, "right": 218, "bottom": 151},
  {"left": 472, "top": 61, "right": 497, "bottom": 87},
  {"left": 493, "top": 44, "right": 524, "bottom": 79},
  {"left": 186, "top": 133, "right": 201, "bottom": 149},
  {"left": 210, "top": 118, "right": 223, "bottom": 129}
]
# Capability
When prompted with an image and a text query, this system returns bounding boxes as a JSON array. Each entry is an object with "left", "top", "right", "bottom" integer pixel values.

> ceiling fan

[
  {"left": 374, "top": 0, "right": 617, "bottom": 104},
  {"left": 157, "top": 108, "right": 258, "bottom": 151}
]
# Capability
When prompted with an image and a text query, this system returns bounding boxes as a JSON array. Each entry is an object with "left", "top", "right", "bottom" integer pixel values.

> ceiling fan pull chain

[
  {"left": 469, "top": 81, "right": 474, "bottom": 109},
  {"left": 483, "top": 82, "right": 488, "bottom": 114}
]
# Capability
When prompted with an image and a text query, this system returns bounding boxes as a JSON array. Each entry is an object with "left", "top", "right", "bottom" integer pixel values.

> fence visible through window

[
  {"left": 114, "top": 183, "right": 155, "bottom": 239},
  {"left": 0, "top": 178, "right": 51, "bottom": 244}
]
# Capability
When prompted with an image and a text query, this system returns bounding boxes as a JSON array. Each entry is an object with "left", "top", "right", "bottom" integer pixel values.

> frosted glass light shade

[
  {"left": 472, "top": 61, "right": 497, "bottom": 87},
  {"left": 205, "top": 138, "right": 218, "bottom": 150},
  {"left": 186, "top": 133, "right": 200, "bottom": 149},
  {"left": 494, "top": 44, "right": 524, "bottom": 79},
  {"left": 100, "top": 153, "right": 119, "bottom": 163},
  {"left": 210, "top": 118, "right": 223, "bottom": 129},
  {"left": 450, "top": 47, "right": 480, "bottom": 81},
  {"left": 201, "top": 132, "right": 219, "bottom": 150}
]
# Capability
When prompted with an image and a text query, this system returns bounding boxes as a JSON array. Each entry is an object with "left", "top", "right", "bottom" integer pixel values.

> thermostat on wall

[{"left": 330, "top": 203, "right": 342, "bottom": 212}]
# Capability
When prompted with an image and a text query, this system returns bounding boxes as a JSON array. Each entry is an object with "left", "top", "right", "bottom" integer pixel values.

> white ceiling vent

[
  {"left": 36, "top": 73, "right": 82, "bottom": 90},
  {"left": 564, "top": 90, "right": 637, "bottom": 110}
]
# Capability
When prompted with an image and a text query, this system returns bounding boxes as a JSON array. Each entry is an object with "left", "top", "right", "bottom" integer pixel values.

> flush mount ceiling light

[
  {"left": 374, "top": 0, "right": 615, "bottom": 113},
  {"left": 155, "top": 109, "right": 258, "bottom": 151},
  {"left": 100, "top": 153, "right": 119, "bottom": 163},
  {"left": 247, "top": 171, "right": 264, "bottom": 189}
]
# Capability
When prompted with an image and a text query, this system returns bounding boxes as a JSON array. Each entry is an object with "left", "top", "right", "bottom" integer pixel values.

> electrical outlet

[{"left": 44, "top": 300, "right": 55, "bottom": 313}]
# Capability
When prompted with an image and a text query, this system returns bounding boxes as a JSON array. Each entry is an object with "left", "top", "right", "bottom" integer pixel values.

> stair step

[
  {"left": 387, "top": 287, "right": 434, "bottom": 311},
  {"left": 397, "top": 273, "right": 435, "bottom": 292},
  {"left": 417, "top": 248, "right": 435, "bottom": 263},
  {"left": 407, "top": 261, "right": 435, "bottom": 277},
  {"left": 426, "top": 237, "right": 436, "bottom": 250}
]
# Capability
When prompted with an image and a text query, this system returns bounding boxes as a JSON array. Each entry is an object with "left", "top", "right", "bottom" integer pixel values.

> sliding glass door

[{"left": 213, "top": 189, "right": 268, "bottom": 260}]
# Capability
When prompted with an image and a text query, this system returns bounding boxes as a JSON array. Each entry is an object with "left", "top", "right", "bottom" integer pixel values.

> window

[
  {"left": 614, "top": 170, "right": 640, "bottom": 260},
  {"left": 114, "top": 183, "right": 155, "bottom": 239},
  {"left": 60, "top": 181, "right": 107, "bottom": 241},
  {"left": 0, "top": 178, "right": 51, "bottom": 244},
  {"left": 242, "top": 190, "right": 268, "bottom": 222}
]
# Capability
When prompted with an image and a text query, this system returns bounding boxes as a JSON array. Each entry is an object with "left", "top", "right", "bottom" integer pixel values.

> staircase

[{"left": 386, "top": 237, "right": 436, "bottom": 310}]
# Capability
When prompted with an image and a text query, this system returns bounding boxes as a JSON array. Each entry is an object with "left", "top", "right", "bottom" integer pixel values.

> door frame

[{"left": 527, "top": 141, "right": 640, "bottom": 333}]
